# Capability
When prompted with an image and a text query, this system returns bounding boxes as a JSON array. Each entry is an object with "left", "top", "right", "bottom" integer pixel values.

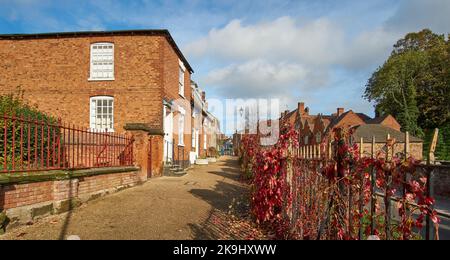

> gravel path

[{"left": 0, "top": 156, "right": 265, "bottom": 240}]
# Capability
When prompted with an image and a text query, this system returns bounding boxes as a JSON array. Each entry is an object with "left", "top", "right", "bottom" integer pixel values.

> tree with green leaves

[{"left": 365, "top": 29, "right": 449, "bottom": 137}]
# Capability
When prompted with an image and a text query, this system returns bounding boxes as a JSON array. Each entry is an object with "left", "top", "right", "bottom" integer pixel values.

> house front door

[
  {"left": 195, "top": 129, "right": 200, "bottom": 156},
  {"left": 163, "top": 105, "right": 173, "bottom": 163}
]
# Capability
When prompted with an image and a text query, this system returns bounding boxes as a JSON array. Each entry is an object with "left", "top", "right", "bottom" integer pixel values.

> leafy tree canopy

[{"left": 365, "top": 29, "right": 449, "bottom": 136}]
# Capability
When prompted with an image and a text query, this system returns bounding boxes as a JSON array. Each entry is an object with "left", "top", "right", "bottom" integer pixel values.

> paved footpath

[{"left": 0, "top": 156, "right": 265, "bottom": 240}]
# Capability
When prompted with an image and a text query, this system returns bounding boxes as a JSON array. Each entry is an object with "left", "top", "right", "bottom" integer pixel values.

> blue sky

[{"left": 1, "top": 0, "right": 449, "bottom": 120}]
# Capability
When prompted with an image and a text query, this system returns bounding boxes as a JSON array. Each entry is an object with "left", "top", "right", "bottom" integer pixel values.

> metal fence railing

[{"left": 1, "top": 114, "right": 134, "bottom": 173}]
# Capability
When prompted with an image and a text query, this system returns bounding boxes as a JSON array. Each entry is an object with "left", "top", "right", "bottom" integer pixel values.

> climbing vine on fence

[{"left": 239, "top": 126, "right": 439, "bottom": 240}]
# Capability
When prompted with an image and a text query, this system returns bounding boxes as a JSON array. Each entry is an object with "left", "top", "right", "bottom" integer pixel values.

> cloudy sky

[{"left": 1, "top": 0, "right": 449, "bottom": 119}]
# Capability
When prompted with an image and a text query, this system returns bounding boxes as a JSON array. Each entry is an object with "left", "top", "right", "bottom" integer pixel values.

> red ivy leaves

[{"left": 240, "top": 125, "right": 439, "bottom": 240}]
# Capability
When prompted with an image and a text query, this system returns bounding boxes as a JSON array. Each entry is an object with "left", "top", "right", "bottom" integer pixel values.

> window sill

[
  {"left": 179, "top": 94, "right": 186, "bottom": 99},
  {"left": 88, "top": 78, "right": 115, "bottom": 82},
  {"left": 89, "top": 129, "right": 115, "bottom": 133},
  {"left": 178, "top": 144, "right": 185, "bottom": 147}
]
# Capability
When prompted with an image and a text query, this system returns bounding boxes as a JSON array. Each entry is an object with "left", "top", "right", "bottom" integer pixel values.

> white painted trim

[
  {"left": 88, "top": 78, "right": 115, "bottom": 82},
  {"left": 89, "top": 96, "right": 114, "bottom": 132},
  {"left": 90, "top": 42, "right": 115, "bottom": 81},
  {"left": 179, "top": 59, "right": 186, "bottom": 71}
]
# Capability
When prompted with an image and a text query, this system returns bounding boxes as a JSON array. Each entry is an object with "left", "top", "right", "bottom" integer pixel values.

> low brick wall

[{"left": 0, "top": 166, "right": 140, "bottom": 230}]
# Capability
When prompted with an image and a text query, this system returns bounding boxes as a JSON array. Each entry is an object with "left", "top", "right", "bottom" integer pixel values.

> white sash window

[
  {"left": 90, "top": 96, "right": 114, "bottom": 132},
  {"left": 179, "top": 60, "right": 185, "bottom": 96},
  {"left": 90, "top": 43, "right": 114, "bottom": 80}
]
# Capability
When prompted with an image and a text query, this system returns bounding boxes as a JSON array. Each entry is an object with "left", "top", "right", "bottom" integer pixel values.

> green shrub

[
  {"left": 0, "top": 94, "right": 59, "bottom": 171},
  {"left": 423, "top": 123, "right": 450, "bottom": 161}
]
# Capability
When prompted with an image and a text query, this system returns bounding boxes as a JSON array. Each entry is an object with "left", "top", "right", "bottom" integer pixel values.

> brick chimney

[
  {"left": 298, "top": 102, "right": 305, "bottom": 115},
  {"left": 337, "top": 108, "right": 344, "bottom": 117}
]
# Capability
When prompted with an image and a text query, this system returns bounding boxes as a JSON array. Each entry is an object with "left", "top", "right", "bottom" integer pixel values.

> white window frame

[
  {"left": 179, "top": 60, "right": 186, "bottom": 97},
  {"left": 89, "top": 42, "right": 115, "bottom": 81},
  {"left": 191, "top": 128, "right": 196, "bottom": 149},
  {"left": 90, "top": 96, "right": 114, "bottom": 132},
  {"left": 178, "top": 107, "right": 185, "bottom": 146}
]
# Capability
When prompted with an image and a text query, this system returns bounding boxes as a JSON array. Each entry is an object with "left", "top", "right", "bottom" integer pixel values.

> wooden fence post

[
  {"left": 428, "top": 129, "right": 439, "bottom": 165},
  {"left": 404, "top": 131, "right": 410, "bottom": 157},
  {"left": 359, "top": 137, "right": 364, "bottom": 158}
]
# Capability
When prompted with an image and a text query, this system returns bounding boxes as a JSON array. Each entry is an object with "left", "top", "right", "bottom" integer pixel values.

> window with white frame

[
  {"left": 316, "top": 132, "right": 321, "bottom": 143},
  {"left": 192, "top": 128, "right": 196, "bottom": 149},
  {"left": 178, "top": 108, "right": 185, "bottom": 145},
  {"left": 90, "top": 96, "right": 114, "bottom": 131},
  {"left": 90, "top": 43, "right": 114, "bottom": 80},
  {"left": 179, "top": 60, "right": 185, "bottom": 96}
]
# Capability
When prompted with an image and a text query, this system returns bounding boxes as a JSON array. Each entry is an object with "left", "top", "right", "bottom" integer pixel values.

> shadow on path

[{"left": 187, "top": 157, "right": 263, "bottom": 240}]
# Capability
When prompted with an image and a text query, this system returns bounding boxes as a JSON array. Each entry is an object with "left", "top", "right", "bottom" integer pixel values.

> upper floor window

[
  {"left": 90, "top": 43, "right": 114, "bottom": 80},
  {"left": 90, "top": 96, "right": 114, "bottom": 132},
  {"left": 179, "top": 60, "right": 185, "bottom": 96},
  {"left": 304, "top": 135, "right": 309, "bottom": 145}
]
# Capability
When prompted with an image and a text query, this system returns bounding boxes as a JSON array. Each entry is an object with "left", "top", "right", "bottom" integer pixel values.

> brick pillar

[
  {"left": 124, "top": 123, "right": 164, "bottom": 182},
  {"left": 126, "top": 128, "right": 150, "bottom": 182},
  {"left": 149, "top": 135, "right": 163, "bottom": 177}
]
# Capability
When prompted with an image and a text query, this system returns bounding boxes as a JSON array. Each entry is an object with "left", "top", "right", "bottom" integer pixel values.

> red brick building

[
  {"left": 0, "top": 30, "right": 194, "bottom": 176},
  {"left": 280, "top": 102, "right": 423, "bottom": 159}
]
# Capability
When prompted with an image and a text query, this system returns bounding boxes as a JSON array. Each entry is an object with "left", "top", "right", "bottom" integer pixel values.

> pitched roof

[
  {"left": 356, "top": 113, "right": 372, "bottom": 122},
  {"left": 352, "top": 124, "right": 422, "bottom": 143},
  {"left": 282, "top": 109, "right": 298, "bottom": 126},
  {"left": 0, "top": 29, "right": 194, "bottom": 73},
  {"left": 367, "top": 114, "right": 394, "bottom": 124}
]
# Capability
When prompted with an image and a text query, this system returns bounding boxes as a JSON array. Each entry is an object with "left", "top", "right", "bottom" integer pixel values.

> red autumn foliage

[{"left": 239, "top": 125, "right": 439, "bottom": 240}]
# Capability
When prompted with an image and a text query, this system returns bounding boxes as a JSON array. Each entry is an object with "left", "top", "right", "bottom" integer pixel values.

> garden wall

[{"left": 0, "top": 166, "right": 140, "bottom": 231}]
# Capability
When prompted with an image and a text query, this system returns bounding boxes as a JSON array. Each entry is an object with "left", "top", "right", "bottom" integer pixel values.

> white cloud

[
  {"left": 189, "top": 16, "right": 396, "bottom": 111},
  {"left": 186, "top": 17, "right": 348, "bottom": 67},
  {"left": 204, "top": 59, "right": 312, "bottom": 98},
  {"left": 187, "top": 0, "right": 450, "bottom": 107},
  {"left": 340, "top": 27, "right": 401, "bottom": 69},
  {"left": 385, "top": 0, "right": 450, "bottom": 34}
]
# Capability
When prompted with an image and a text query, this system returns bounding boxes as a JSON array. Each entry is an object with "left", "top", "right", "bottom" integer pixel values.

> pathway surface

[{"left": 0, "top": 156, "right": 265, "bottom": 240}]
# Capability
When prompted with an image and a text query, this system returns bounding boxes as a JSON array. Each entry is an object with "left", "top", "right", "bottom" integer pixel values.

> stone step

[{"left": 173, "top": 170, "right": 187, "bottom": 176}]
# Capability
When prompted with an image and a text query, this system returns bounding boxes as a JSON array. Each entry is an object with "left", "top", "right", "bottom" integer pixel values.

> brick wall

[
  {"left": 0, "top": 33, "right": 192, "bottom": 133},
  {"left": 333, "top": 112, "right": 366, "bottom": 130},
  {"left": 361, "top": 143, "right": 423, "bottom": 160},
  {"left": 0, "top": 35, "right": 170, "bottom": 131},
  {"left": 162, "top": 39, "right": 192, "bottom": 164},
  {"left": 0, "top": 168, "right": 139, "bottom": 227}
]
